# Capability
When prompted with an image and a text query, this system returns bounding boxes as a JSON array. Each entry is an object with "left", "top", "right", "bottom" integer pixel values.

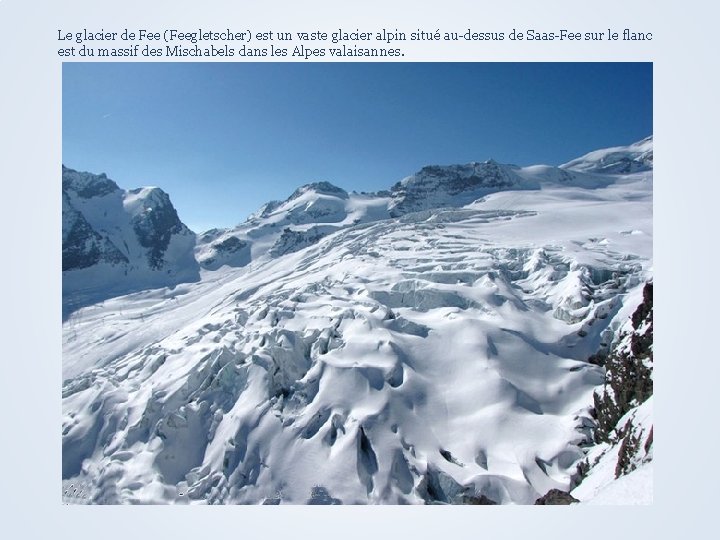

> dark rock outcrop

[
  {"left": 62, "top": 192, "right": 128, "bottom": 271},
  {"left": 129, "top": 187, "right": 188, "bottom": 269},
  {"left": 592, "top": 282, "right": 653, "bottom": 443},
  {"left": 534, "top": 489, "right": 579, "bottom": 505},
  {"left": 389, "top": 160, "right": 538, "bottom": 216},
  {"left": 574, "top": 281, "right": 654, "bottom": 487},
  {"left": 62, "top": 166, "right": 200, "bottom": 317},
  {"left": 463, "top": 494, "right": 498, "bottom": 505}
]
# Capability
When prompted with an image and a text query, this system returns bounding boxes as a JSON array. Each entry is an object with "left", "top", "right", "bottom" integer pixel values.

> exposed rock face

[
  {"left": 213, "top": 236, "right": 247, "bottom": 254},
  {"left": 62, "top": 166, "right": 119, "bottom": 198},
  {"left": 593, "top": 282, "right": 653, "bottom": 443},
  {"left": 534, "top": 489, "right": 579, "bottom": 505},
  {"left": 62, "top": 166, "right": 199, "bottom": 315},
  {"left": 463, "top": 494, "right": 499, "bottom": 505},
  {"left": 197, "top": 235, "right": 251, "bottom": 270},
  {"left": 63, "top": 166, "right": 195, "bottom": 273},
  {"left": 62, "top": 191, "right": 128, "bottom": 271},
  {"left": 572, "top": 281, "right": 654, "bottom": 499},
  {"left": 129, "top": 187, "right": 188, "bottom": 269},
  {"left": 389, "top": 160, "right": 538, "bottom": 216},
  {"left": 270, "top": 226, "right": 331, "bottom": 257}
]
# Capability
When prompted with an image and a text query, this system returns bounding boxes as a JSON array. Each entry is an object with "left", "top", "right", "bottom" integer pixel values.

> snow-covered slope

[
  {"left": 62, "top": 138, "right": 653, "bottom": 504},
  {"left": 194, "top": 154, "right": 635, "bottom": 273},
  {"left": 561, "top": 136, "right": 653, "bottom": 174},
  {"left": 572, "top": 281, "right": 654, "bottom": 504},
  {"left": 62, "top": 166, "right": 200, "bottom": 317},
  {"left": 195, "top": 181, "right": 391, "bottom": 270},
  {"left": 387, "top": 160, "right": 539, "bottom": 216}
]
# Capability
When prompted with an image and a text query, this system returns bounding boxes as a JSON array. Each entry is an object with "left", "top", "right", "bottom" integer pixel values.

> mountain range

[{"left": 62, "top": 137, "right": 653, "bottom": 504}]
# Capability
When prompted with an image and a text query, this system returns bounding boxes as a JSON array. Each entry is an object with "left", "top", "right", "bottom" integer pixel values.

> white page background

[{"left": 0, "top": 0, "right": 717, "bottom": 537}]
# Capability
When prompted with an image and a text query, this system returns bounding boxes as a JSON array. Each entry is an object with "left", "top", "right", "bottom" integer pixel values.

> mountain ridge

[
  {"left": 62, "top": 137, "right": 653, "bottom": 504},
  {"left": 62, "top": 137, "right": 652, "bottom": 312},
  {"left": 62, "top": 166, "right": 199, "bottom": 317}
]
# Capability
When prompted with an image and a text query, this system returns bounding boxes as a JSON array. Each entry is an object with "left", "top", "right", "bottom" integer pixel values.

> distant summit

[
  {"left": 561, "top": 136, "right": 653, "bottom": 174},
  {"left": 62, "top": 137, "right": 653, "bottom": 504},
  {"left": 388, "top": 160, "right": 538, "bottom": 216},
  {"left": 289, "top": 181, "right": 349, "bottom": 201},
  {"left": 62, "top": 165, "right": 120, "bottom": 198},
  {"left": 62, "top": 166, "right": 199, "bottom": 316},
  {"left": 64, "top": 136, "right": 653, "bottom": 286}
]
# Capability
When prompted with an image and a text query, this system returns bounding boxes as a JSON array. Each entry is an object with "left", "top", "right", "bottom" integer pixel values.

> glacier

[{"left": 62, "top": 138, "right": 653, "bottom": 504}]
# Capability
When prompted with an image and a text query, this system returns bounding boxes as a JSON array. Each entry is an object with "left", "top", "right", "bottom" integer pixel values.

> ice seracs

[{"left": 62, "top": 137, "right": 653, "bottom": 504}]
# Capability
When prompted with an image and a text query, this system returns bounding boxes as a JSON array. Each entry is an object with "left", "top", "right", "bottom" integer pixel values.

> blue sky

[{"left": 63, "top": 62, "right": 652, "bottom": 232}]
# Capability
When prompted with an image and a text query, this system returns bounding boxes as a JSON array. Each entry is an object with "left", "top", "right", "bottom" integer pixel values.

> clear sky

[{"left": 63, "top": 62, "right": 652, "bottom": 232}]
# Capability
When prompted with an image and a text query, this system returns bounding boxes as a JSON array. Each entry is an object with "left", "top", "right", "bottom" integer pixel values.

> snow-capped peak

[
  {"left": 62, "top": 165, "right": 120, "bottom": 198},
  {"left": 62, "top": 139, "right": 653, "bottom": 505},
  {"left": 561, "top": 136, "right": 653, "bottom": 174},
  {"left": 289, "top": 181, "right": 349, "bottom": 201},
  {"left": 388, "top": 160, "right": 538, "bottom": 216},
  {"left": 62, "top": 166, "right": 199, "bottom": 316}
]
